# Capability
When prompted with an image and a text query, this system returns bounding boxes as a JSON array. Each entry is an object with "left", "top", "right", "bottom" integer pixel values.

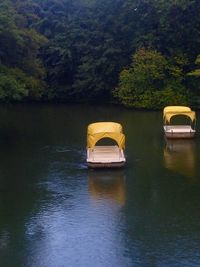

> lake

[{"left": 0, "top": 104, "right": 200, "bottom": 267}]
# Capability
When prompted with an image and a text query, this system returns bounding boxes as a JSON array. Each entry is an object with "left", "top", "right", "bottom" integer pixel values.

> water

[{"left": 0, "top": 104, "right": 200, "bottom": 267}]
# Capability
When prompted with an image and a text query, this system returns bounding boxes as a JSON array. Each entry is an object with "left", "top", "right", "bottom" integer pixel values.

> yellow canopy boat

[
  {"left": 86, "top": 122, "right": 126, "bottom": 168},
  {"left": 163, "top": 106, "right": 196, "bottom": 139}
]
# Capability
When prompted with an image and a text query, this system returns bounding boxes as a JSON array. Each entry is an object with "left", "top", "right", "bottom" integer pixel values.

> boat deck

[
  {"left": 164, "top": 125, "right": 195, "bottom": 138},
  {"left": 87, "top": 145, "right": 125, "bottom": 168}
]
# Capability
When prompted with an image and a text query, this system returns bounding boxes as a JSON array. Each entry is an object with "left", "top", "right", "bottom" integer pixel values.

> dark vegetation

[{"left": 1, "top": 0, "right": 200, "bottom": 108}]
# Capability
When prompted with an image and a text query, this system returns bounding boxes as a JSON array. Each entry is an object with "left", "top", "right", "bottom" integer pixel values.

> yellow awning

[
  {"left": 163, "top": 106, "right": 191, "bottom": 117},
  {"left": 87, "top": 122, "right": 125, "bottom": 149},
  {"left": 163, "top": 106, "right": 196, "bottom": 123}
]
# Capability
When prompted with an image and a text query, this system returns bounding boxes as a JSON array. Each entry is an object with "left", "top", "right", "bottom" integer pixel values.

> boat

[
  {"left": 163, "top": 106, "right": 196, "bottom": 139},
  {"left": 86, "top": 122, "right": 126, "bottom": 168}
]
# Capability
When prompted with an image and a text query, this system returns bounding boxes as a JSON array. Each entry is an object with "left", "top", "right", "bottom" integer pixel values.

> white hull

[{"left": 164, "top": 125, "right": 195, "bottom": 139}]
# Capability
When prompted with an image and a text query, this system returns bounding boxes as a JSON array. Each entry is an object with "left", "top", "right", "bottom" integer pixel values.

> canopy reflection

[
  {"left": 88, "top": 170, "right": 126, "bottom": 206},
  {"left": 164, "top": 139, "right": 196, "bottom": 179}
]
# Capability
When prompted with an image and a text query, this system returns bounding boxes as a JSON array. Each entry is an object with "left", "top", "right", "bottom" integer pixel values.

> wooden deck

[
  {"left": 87, "top": 145, "right": 126, "bottom": 168},
  {"left": 164, "top": 125, "right": 195, "bottom": 139}
]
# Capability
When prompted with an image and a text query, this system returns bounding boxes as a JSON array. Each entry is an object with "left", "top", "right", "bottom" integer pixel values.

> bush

[
  {"left": 0, "top": 74, "right": 28, "bottom": 101},
  {"left": 0, "top": 65, "right": 46, "bottom": 101},
  {"left": 114, "top": 48, "right": 188, "bottom": 109}
]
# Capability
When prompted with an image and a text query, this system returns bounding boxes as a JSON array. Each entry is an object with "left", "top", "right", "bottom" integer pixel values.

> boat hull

[
  {"left": 165, "top": 132, "right": 195, "bottom": 139},
  {"left": 164, "top": 125, "right": 195, "bottom": 139},
  {"left": 87, "top": 161, "right": 125, "bottom": 169}
]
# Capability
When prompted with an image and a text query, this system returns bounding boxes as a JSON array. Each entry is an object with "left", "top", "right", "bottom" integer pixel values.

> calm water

[{"left": 0, "top": 104, "right": 200, "bottom": 267}]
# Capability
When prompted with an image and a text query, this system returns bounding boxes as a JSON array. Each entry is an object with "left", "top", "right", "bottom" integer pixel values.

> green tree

[
  {"left": 186, "top": 54, "right": 200, "bottom": 107},
  {"left": 0, "top": 75, "right": 29, "bottom": 101},
  {"left": 1, "top": 0, "right": 200, "bottom": 104},
  {"left": 115, "top": 48, "right": 188, "bottom": 109}
]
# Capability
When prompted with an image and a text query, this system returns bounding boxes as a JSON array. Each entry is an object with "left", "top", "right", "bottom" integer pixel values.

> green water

[{"left": 0, "top": 104, "right": 200, "bottom": 267}]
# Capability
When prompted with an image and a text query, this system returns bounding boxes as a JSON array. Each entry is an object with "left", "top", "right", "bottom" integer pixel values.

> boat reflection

[
  {"left": 88, "top": 170, "right": 126, "bottom": 206},
  {"left": 164, "top": 139, "right": 196, "bottom": 179}
]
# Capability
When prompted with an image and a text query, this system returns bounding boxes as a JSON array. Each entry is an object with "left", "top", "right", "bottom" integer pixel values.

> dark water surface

[{"left": 0, "top": 104, "right": 200, "bottom": 267}]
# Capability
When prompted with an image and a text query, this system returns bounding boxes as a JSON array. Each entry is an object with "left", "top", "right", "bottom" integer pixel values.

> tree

[
  {"left": 0, "top": 0, "right": 47, "bottom": 101},
  {"left": 114, "top": 48, "right": 188, "bottom": 109},
  {"left": 1, "top": 0, "right": 200, "bottom": 104}
]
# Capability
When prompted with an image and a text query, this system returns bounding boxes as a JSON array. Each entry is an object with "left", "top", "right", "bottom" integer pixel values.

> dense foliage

[
  {"left": 115, "top": 48, "right": 188, "bottom": 108},
  {"left": 0, "top": 0, "right": 200, "bottom": 108}
]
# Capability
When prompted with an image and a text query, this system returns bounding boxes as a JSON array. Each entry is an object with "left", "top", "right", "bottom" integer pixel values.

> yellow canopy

[
  {"left": 87, "top": 122, "right": 125, "bottom": 149},
  {"left": 163, "top": 106, "right": 196, "bottom": 123}
]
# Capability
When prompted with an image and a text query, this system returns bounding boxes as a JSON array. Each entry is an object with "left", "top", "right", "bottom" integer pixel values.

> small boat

[
  {"left": 86, "top": 122, "right": 126, "bottom": 168},
  {"left": 163, "top": 106, "right": 196, "bottom": 139}
]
